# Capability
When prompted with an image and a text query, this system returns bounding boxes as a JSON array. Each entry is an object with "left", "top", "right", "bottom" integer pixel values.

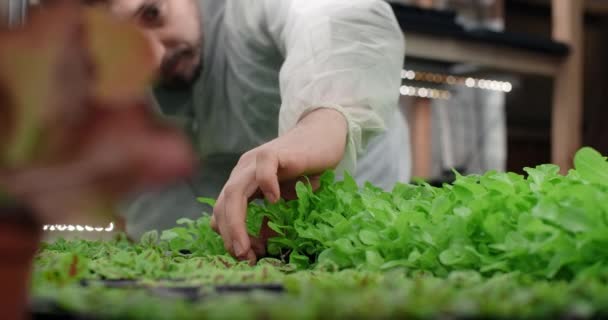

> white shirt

[{"left": 124, "top": 0, "right": 410, "bottom": 237}]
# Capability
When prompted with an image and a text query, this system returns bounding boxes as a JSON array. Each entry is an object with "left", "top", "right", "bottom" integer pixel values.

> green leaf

[
  {"left": 295, "top": 181, "right": 311, "bottom": 216},
  {"left": 359, "top": 230, "right": 380, "bottom": 246},
  {"left": 525, "top": 165, "right": 561, "bottom": 186},
  {"left": 439, "top": 246, "right": 471, "bottom": 266},
  {"left": 160, "top": 230, "right": 178, "bottom": 241},
  {"left": 289, "top": 250, "right": 310, "bottom": 269},
  {"left": 140, "top": 230, "right": 158, "bottom": 247},
  {"left": 197, "top": 197, "right": 216, "bottom": 207},
  {"left": 318, "top": 248, "right": 351, "bottom": 268},
  {"left": 267, "top": 221, "right": 286, "bottom": 236},
  {"left": 176, "top": 218, "right": 195, "bottom": 228},
  {"left": 574, "top": 147, "right": 608, "bottom": 187},
  {"left": 431, "top": 195, "right": 452, "bottom": 217},
  {"left": 319, "top": 170, "right": 336, "bottom": 189},
  {"left": 380, "top": 259, "right": 411, "bottom": 270},
  {"left": 365, "top": 250, "right": 385, "bottom": 268},
  {"left": 342, "top": 171, "right": 359, "bottom": 192}
]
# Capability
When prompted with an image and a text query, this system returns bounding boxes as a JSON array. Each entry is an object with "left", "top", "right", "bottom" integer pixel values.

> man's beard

[{"left": 158, "top": 46, "right": 203, "bottom": 90}]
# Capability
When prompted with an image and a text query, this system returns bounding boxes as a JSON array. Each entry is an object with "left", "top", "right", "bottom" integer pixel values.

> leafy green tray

[{"left": 30, "top": 148, "right": 608, "bottom": 319}]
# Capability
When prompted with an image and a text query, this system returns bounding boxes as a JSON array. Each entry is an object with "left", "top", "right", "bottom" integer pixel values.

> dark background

[{"left": 505, "top": 0, "right": 608, "bottom": 172}]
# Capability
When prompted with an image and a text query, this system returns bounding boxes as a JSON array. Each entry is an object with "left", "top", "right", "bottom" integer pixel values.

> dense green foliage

[
  {"left": 32, "top": 147, "right": 608, "bottom": 319},
  {"left": 208, "top": 147, "right": 608, "bottom": 279}
]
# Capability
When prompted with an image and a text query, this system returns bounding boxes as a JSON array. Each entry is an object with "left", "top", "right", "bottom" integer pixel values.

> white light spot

[
  {"left": 43, "top": 224, "right": 116, "bottom": 232},
  {"left": 405, "top": 70, "right": 416, "bottom": 80},
  {"left": 484, "top": 80, "right": 494, "bottom": 89},
  {"left": 465, "top": 78, "right": 476, "bottom": 88},
  {"left": 503, "top": 82, "right": 513, "bottom": 92},
  {"left": 401, "top": 70, "right": 407, "bottom": 79},
  {"left": 490, "top": 81, "right": 500, "bottom": 91},
  {"left": 418, "top": 88, "right": 429, "bottom": 98},
  {"left": 400, "top": 86, "right": 408, "bottom": 95}
]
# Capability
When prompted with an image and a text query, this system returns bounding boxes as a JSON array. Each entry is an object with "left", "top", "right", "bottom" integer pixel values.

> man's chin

[
  {"left": 158, "top": 77, "right": 193, "bottom": 91},
  {"left": 158, "top": 66, "right": 202, "bottom": 91}
]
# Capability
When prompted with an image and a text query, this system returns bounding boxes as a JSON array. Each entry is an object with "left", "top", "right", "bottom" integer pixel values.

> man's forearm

[{"left": 275, "top": 108, "right": 348, "bottom": 175}]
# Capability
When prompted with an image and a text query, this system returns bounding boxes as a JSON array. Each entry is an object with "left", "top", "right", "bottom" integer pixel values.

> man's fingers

[
  {"left": 210, "top": 215, "right": 218, "bottom": 232},
  {"left": 223, "top": 183, "right": 253, "bottom": 260},
  {"left": 212, "top": 194, "right": 234, "bottom": 255},
  {"left": 221, "top": 164, "right": 260, "bottom": 262},
  {"left": 245, "top": 249, "right": 257, "bottom": 266},
  {"left": 255, "top": 149, "right": 280, "bottom": 203}
]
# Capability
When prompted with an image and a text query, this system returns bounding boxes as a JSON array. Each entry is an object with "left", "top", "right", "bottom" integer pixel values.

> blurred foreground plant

[{"left": 0, "top": 2, "right": 194, "bottom": 225}]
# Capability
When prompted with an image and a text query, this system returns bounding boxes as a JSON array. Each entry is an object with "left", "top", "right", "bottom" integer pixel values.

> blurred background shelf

[
  {"left": 402, "top": 31, "right": 565, "bottom": 76},
  {"left": 390, "top": 0, "right": 587, "bottom": 179}
]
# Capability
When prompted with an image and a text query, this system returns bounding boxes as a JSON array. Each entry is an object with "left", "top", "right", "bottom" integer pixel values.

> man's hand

[{"left": 211, "top": 108, "right": 348, "bottom": 264}]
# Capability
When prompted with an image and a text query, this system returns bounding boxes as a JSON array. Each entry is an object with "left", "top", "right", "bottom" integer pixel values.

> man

[{"left": 90, "top": 0, "right": 409, "bottom": 263}]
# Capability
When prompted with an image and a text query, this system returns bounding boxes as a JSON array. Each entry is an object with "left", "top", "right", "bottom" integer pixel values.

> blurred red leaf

[
  {"left": 83, "top": 7, "right": 156, "bottom": 102},
  {"left": 0, "top": 4, "right": 90, "bottom": 167}
]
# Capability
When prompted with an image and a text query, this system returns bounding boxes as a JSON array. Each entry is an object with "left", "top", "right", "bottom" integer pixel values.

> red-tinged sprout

[{"left": 69, "top": 255, "right": 79, "bottom": 277}]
